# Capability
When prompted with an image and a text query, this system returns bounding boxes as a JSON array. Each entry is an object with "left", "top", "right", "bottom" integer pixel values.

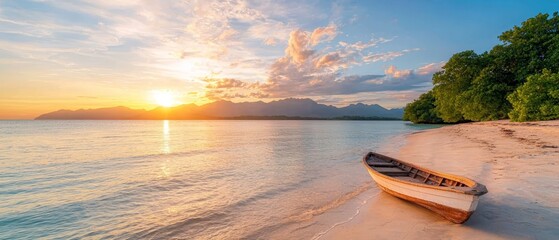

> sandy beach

[{"left": 323, "top": 120, "right": 559, "bottom": 240}]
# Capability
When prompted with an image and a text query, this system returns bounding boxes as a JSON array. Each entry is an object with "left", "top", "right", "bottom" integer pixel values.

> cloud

[
  {"left": 228, "top": 59, "right": 266, "bottom": 68},
  {"left": 247, "top": 20, "right": 292, "bottom": 46},
  {"left": 203, "top": 25, "right": 432, "bottom": 100},
  {"left": 416, "top": 61, "right": 445, "bottom": 75},
  {"left": 313, "top": 90, "right": 425, "bottom": 108},
  {"left": 363, "top": 48, "right": 419, "bottom": 63},
  {"left": 204, "top": 76, "right": 263, "bottom": 100},
  {"left": 315, "top": 52, "right": 343, "bottom": 68},
  {"left": 384, "top": 62, "right": 443, "bottom": 80},
  {"left": 339, "top": 38, "right": 392, "bottom": 51},
  {"left": 204, "top": 77, "right": 248, "bottom": 89},
  {"left": 285, "top": 29, "right": 315, "bottom": 64},
  {"left": 310, "top": 24, "right": 338, "bottom": 46},
  {"left": 384, "top": 65, "right": 412, "bottom": 78},
  {"left": 264, "top": 37, "right": 278, "bottom": 46},
  {"left": 381, "top": 62, "right": 443, "bottom": 89}
]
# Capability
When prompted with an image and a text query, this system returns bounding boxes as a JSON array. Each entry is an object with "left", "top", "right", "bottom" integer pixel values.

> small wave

[
  {"left": 101, "top": 135, "right": 127, "bottom": 139},
  {"left": 311, "top": 190, "right": 380, "bottom": 240},
  {"left": 3, "top": 149, "right": 210, "bottom": 178},
  {"left": 287, "top": 181, "right": 373, "bottom": 222},
  {"left": 133, "top": 211, "right": 230, "bottom": 240},
  {"left": 233, "top": 178, "right": 313, "bottom": 208},
  {"left": 102, "top": 149, "right": 209, "bottom": 163},
  {"left": 243, "top": 181, "right": 376, "bottom": 239}
]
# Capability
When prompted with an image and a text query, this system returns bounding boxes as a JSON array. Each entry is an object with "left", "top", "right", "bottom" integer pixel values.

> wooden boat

[{"left": 363, "top": 152, "right": 488, "bottom": 223}]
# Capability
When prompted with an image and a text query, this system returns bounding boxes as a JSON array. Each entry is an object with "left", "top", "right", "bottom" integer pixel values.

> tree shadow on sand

[
  {"left": 464, "top": 195, "right": 559, "bottom": 239},
  {"left": 378, "top": 191, "right": 558, "bottom": 239}
]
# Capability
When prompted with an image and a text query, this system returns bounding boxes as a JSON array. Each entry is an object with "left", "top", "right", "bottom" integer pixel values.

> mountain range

[{"left": 35, "top": 98, "right": 404, "bottom": 120}]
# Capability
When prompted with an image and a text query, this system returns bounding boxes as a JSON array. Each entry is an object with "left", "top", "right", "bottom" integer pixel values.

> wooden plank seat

[
  {"left": 374, "top": 167, "right": 410, "bottom": 177},
  {"left": 369, "top": 162, "right": 397, "bottom": 167}
]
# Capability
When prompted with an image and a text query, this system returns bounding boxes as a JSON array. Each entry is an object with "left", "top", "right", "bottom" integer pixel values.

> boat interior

[{"left": 365, "top": 152, "right": 469, "bottom": 187}]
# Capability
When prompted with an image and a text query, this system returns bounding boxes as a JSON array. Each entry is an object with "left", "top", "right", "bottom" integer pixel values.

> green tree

[
  {"left": 432, "top": 51, "right": 487, "bottom": 122},
  {"left": 499, "top": 12, "right": 559, "bottom": 83},
  {"left": 508, "top": 70, "right": 559, "bottom": 121},
  {"left": 459, "top": 63, "right": 514, "bottom": 121},
  {"left": 403, "top": 91, "right": 443, "bottom": 124}
]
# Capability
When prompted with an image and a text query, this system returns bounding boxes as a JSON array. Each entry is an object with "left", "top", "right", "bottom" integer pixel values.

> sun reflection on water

[
  {"left": 160, "top": 120, "right": 172, "bottom": 178},
  {"left": 162, "top": 120, "right": 171, "bottom": 154}
]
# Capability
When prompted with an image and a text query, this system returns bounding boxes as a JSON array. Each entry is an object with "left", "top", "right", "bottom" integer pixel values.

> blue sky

[{"left": 0, "top": 0, "right": 557, "bottom": 118}]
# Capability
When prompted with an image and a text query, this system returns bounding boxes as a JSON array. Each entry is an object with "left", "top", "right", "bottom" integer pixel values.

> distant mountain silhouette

[
  {"left": 35, "top": 98, "right": 404, "bottom": 120},
  {"left": 36, "top": 106, "right": 149, "bottom": 120}
]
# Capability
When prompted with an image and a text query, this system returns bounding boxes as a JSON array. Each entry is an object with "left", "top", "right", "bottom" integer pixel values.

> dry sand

[{"left": 322, "top": 120, "right": 559, "bottom": 240}]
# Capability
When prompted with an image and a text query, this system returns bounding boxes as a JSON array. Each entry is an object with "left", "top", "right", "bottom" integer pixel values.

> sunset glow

[
  {"left": 152, "top": 90, "right": 181, "bottom": 108},
  {"left": 0, "top": 1, "right": 555, "bottom": 119}
]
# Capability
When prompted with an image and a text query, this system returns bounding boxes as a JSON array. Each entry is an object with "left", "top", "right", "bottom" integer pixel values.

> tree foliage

[
  {"left": 459, "top": 63, "right": 514, "bottom": 121},
  {"left": 508, "top": 70, "right": 559, "bottom": 121},
  {"left": 432, "top": 51, "right": 487, "bottom": 122},
  {"left": 403, "top": 91, "right": 443, "bottom": 124},
  {"left": 405, "top": 12, "right": 559, "bottom": 123},
  {"left": 499, "top": 12, "right": 559, "bottom": 81}
]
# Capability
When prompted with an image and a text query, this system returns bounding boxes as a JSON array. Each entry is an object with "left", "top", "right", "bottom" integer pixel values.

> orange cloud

[
  {"left": 310, "top": 24, "right": 338, "bottom": 46},
  {"left": 285, "top": 29, "right": 315, "bottom": 64},
  {"left": 416, "top": 61, "right": 445, "bottom": 75},
  {"left": 204, "top": 77, "right": 248, "bottom": 89},
  {"left": 363, "top": 48, "right": 419, "bottom": 63},
  {"left": 384, "top": 65, "right": 412, "bottom": 78},
  {"left": 314, "top": 52, "right": 343, "bottom": 68}
]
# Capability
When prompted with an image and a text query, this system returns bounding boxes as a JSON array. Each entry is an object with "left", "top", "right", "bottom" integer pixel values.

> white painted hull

[{"left": 366, "top": 167, "right": 480, "bottom": 213}]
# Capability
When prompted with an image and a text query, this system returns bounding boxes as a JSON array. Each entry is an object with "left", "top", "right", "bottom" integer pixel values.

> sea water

[{"left": 0, "top": 120, "right": 438, "bottom": 239}]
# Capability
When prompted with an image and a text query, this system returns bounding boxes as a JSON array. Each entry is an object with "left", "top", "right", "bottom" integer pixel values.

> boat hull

[{"left": 365, "top": 167, "right": 479, "bottom": 224}]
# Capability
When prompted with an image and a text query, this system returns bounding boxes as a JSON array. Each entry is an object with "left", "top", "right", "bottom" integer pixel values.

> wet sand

[{"left": 323, "top": 120, "right": 559, "bottom": 240}]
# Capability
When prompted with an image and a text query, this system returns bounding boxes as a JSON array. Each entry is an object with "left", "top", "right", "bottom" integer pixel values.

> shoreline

[{"left": 322, "top": 120, "right": 559, "bottom": 239}]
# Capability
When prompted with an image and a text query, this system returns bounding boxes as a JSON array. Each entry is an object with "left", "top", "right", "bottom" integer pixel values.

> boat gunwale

[{"left": 363, "top": 152, "right": 488, "bottom": 196}]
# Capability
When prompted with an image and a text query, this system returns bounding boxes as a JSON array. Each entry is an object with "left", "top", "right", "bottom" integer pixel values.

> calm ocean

[{"left": 0, "top": 120, "right": 438, "bottom": 239}]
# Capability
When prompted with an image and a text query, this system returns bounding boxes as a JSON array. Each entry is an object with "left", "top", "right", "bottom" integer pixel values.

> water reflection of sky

[{"left": 0, "top": 120, "right": 428, "bottom": 239}]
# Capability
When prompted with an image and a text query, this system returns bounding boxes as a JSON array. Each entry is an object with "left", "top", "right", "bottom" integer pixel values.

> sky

[{"left": 0, "top": 0, "right": 557, "bottom": 119}]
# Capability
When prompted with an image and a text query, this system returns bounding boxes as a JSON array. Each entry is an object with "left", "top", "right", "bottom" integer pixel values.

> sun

[{"left": 152, "top": 90, "right": 181, "bottom": 107}]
